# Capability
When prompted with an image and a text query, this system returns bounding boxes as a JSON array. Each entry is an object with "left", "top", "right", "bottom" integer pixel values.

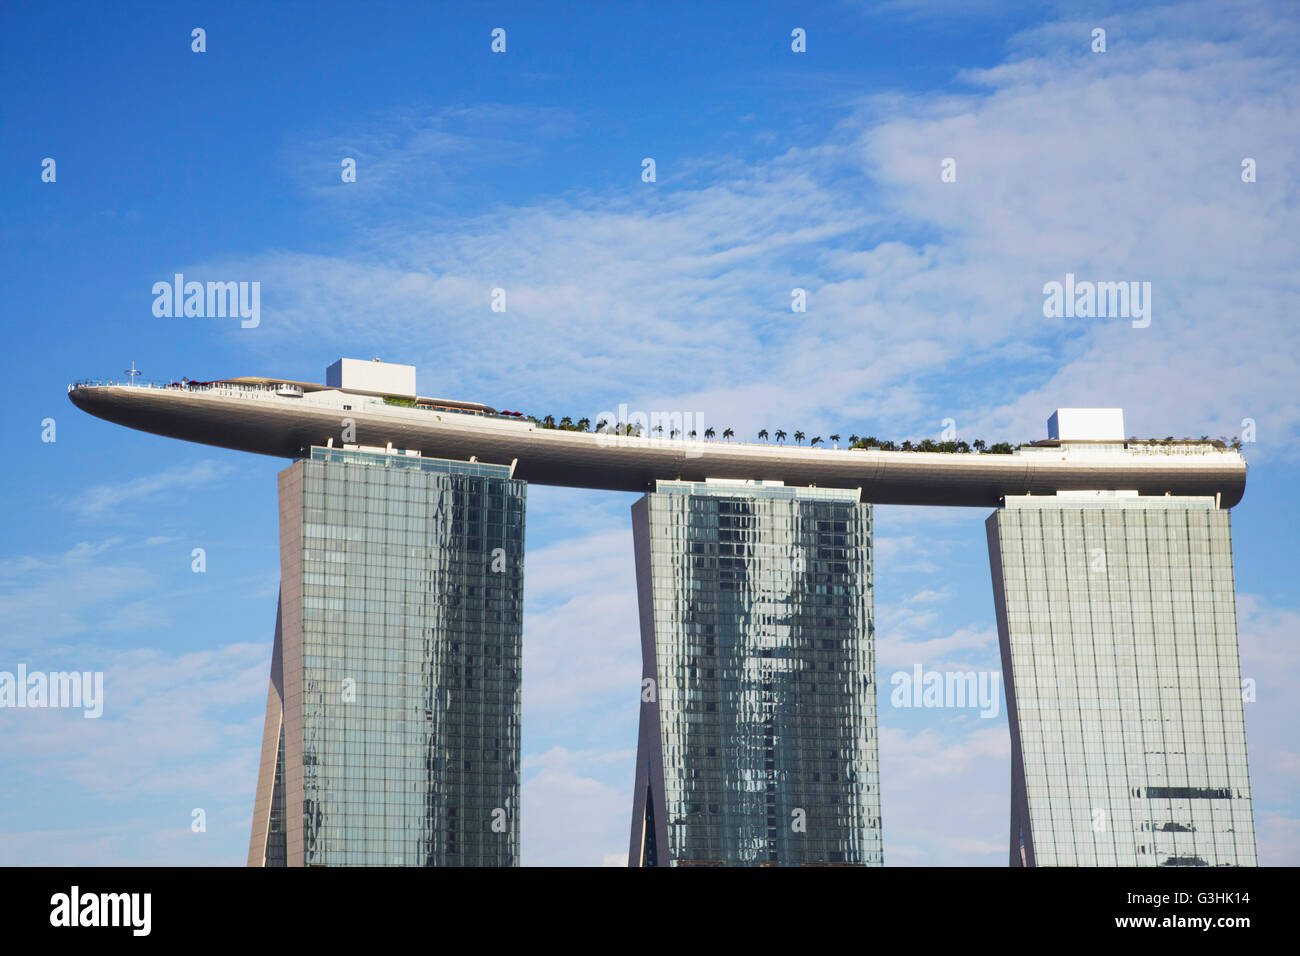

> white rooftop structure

[
  {"left": 326, "top": 358, "right": 416, "bottom": 397},
  {"left": 1048, "top": 408, "right": 1125, "bottom": 442}
]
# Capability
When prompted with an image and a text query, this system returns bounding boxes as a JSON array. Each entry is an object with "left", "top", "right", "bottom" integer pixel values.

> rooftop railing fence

[{"left": 67, "top": 381, "right": 1240, "bottom": 453}]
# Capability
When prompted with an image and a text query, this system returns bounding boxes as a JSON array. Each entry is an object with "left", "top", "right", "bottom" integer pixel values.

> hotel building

[
  {"left": 988, "top": 411, "right": 1255, "bottom": 866},
  {"left": 247, "top": 442, "right": 525, "bottom": 866},
  {"left": 68, "top": 363, "right": 1255, "bottom": 867},
  {"left": 628, "top": 480, "right": 882, "bottom": 866}
]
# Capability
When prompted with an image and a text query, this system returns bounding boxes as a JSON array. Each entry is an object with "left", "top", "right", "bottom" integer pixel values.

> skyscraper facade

[
  {"left": 988, "top": 494, "right": 1256, "bottom": 866},
  {"left": 629, "top": 480, "right": 882, "bottom": 866},
  {"left": 248, "top": 446, "right": 526, "bottom": 866}
]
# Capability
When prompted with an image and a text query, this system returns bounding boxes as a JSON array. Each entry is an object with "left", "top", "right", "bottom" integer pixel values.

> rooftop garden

[{"left": 520, "top": 415, "right": 1245, "bottom": 452}]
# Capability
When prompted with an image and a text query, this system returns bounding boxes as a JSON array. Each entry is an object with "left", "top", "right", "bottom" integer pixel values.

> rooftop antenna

[{"left": 125, "top": 361, "right": 142, "bottom": 385}]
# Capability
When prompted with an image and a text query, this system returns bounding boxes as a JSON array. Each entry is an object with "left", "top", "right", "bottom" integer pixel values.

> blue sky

[{"left": 1, "top": 0, "right": 1297, "bottom": 865}]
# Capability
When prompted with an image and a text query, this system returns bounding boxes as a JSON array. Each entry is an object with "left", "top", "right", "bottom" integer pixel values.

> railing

[
  {"left": 310, "top": 446, "right": 512, "bottom": 477},
  {"left": 66, "top": 380, "right": 336, "bottom": 406},
  {"left": 68, "top": 378, "right": 525, "bottom": 422},
  {"left": 69, "top": 379, "right": 280, "bottom": 393},
  {"left": 66, "top": 380, "right": 1237, "bottom": 456},
  {"left": 381, "top": 397, "right": 523, "bottom": 422}
]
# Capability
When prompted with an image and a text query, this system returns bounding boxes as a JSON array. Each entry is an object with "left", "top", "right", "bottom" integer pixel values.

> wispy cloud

[
  {"left": 878, "top": 724, "right": 1010, "bottom": 865},
  {"left": 522, "top": 746, "right": 633, "bottom": 866},
  {"left": 283, "top": 102, "right": 581, "bottom": 210},
  {"left": 68, "top": 461, "right": 234, "bottom": 519},
  {"left": 204, "top": 2, "right": 1298, "bottom": 462}
]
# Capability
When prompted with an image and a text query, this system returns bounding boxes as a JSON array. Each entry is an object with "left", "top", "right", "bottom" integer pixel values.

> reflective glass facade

[
  {"left": 630, "top": 481, "right": 882, "bottom": 866},
  {"left": 264, "top": 726, "right": 287, "bottom": 867},
  {"left": 988, "top": 495, "right": 1256, "bottom": 866},
  {"left": 251, "top": 447, "right": 525, "bottom": 866}
]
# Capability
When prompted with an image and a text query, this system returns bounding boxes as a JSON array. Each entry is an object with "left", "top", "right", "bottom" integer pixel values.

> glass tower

[
  {"left": 629, "top": 480, "right": 882, "bottom": 866},
  {"left": 988, "top": 494, "right": 1256, "bottom": 866},
  {"left": 248, "top": 447, "right": 525, "bottom": 866}
]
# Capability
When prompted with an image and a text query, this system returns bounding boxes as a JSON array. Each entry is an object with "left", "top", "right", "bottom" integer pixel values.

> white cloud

[
  {"left": 69, "top": 460, "right": 234, "bottom": 519},
  {"left": 0, "top": 536, "right": 239, "bottom": 651},
  {"left": 284, "top": 103, "right": 580, "bottom": 207},
  {"left": 1236, "top": 594, "right": 1300, "bottom": 817},
  {"left": 521, "top": 502, "right": 642, "bottom": 724},
  {"left": 879, "top": 724, "right": 1010, "bottom": 865},
  {"left": 0, "top": 639, "right": 269, "bottom": 865},
  {"left": 0, "top": 643, "right": 268, "bottom": 797},
  {"left": 1255, "top": 810, "right": 1300, "bottom": 867},
  {"left": 522, "top": 747, "right": 633, "bottom": 866},
  {"left": 877, "top": 622, "right": 999, "bottom": 671},
  {"left": 206, "top": 0, "right": 1298, "bottom": 464}
]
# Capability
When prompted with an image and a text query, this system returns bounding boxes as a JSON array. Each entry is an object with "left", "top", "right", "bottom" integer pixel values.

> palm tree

[
  {"left": 689, "top": 429, "right": 697, "bottom": 440},
  {"left": 900, "top": 439, "right": 913, "bottom": 451},
  {"left": 794, "top": 430, "right": 805, "bottom": 445},
  {"left": 560, "top": 416, "right": 573, "bottom": 430},
  {"left": 775, "top": 429, "right": 787, "bottom": 444},
  {"left": 810, "top": 436, "right": 823, "bottom": 447},
  {"left": 972, "top": 438, "right": 986, "bottom": 453},
  {"left": 577, "top": 418, "right": 591, "bottom": 432},
  {"left": 655, "top": 424, "right": 664, "bottom": 437},
  {"left": 758, "top": 429, "right": 769, "bottom": 442},
  {"left": 670, "top": 428, "right": 680, "bottom": 439},
  {"left": 723, "top": 428, "right": 734, "bottom": 441},
  {"left": 830, "top": 433, "right": 840, "bottom": 448},
  {"left": 596, "top": 418, "right": 608, "bottom": 432},
  {"left": 848, "top": 434, "right": 860, "bottom": 447},
  {"left": 543, "top": 414, "right": 556, "bottom": 429},
  {"left": 705, "top": 427, "right": 716, "bottom": 440}
]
